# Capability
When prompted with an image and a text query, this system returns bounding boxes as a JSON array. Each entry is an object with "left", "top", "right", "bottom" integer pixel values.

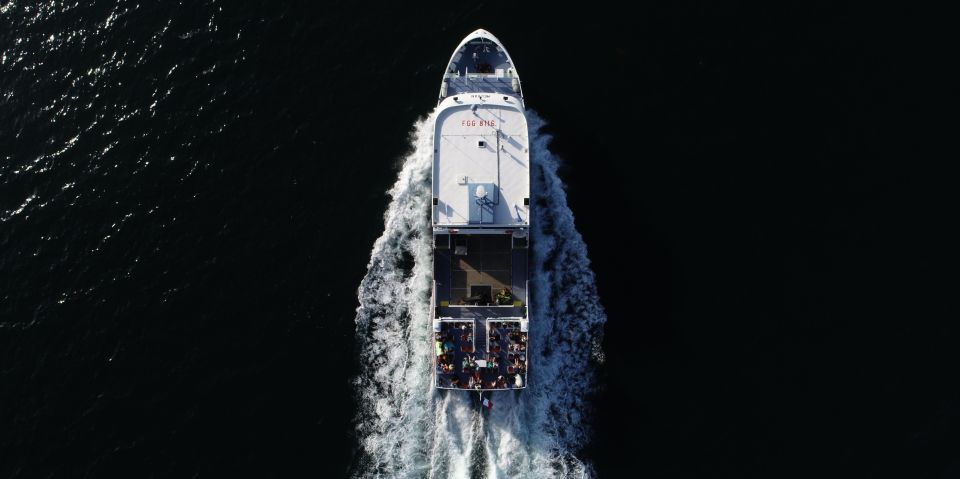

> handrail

[
  {"left": 444, "top": 304, "right": 519, "bottom": 308},
  {"left": 430, "top": 280, "right": 437, "bottom": 387},
  {"left": 442, "top": 71, "right": 516, "bottom": 80}
]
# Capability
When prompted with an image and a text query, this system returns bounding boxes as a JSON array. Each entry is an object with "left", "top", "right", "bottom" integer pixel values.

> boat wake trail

[{"left": 353, "top": 111, "right": 606, "bottom": 479}]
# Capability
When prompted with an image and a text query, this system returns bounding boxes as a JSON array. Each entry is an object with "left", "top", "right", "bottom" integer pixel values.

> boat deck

[
  {"left": 433, "top": 234, "right": 529, "bottom": 390},
  {"left": 443, "top": 76, "right": 516, "bottom": 96},
  {"left": 434, "top": 318, "right": 527, "bottom": 390},
  {"left": 434, "top": 235, "right": 527, "bottom": 306}
]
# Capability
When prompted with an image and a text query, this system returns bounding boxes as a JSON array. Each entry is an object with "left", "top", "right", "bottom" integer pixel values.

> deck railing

[
  {"left": 442, "top": 71, "right": 516, "bottom": 80},
  {"left": 524, "top": 280, "right": 530, "bottom": 324}
]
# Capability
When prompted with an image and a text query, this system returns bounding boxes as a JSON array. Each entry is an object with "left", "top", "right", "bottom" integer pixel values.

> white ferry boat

[{"left": 431, "top": 30, "right": 529, "bottom": 392}]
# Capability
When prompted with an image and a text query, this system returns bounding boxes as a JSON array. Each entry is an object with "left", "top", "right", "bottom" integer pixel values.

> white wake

[{"left": 353, "top": 111, "right": 606, "bottom": 479}]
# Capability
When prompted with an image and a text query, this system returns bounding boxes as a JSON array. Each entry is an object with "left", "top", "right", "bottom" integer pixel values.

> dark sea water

[{"left": 1, "top": 1, "right": 953, "bottom": 478}]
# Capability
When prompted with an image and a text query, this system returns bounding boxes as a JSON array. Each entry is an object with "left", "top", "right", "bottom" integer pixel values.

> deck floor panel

[
  {"left": 511, "top": 249, "right": 528, "bottom": 302},
  {"left": 444, "top": 235, "right": 520, "bottom": 305},
  {"left": 439, "top": 306, "right": 523, "bottom": 319},
  {"left": 434, "top": 249, "right": 452, "bottom": 303}
]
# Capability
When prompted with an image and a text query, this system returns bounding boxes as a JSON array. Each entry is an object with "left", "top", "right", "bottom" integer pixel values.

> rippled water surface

[
  {"left": 3, "top": 2, "right": 950, "bottom": 478},
  {"left": 1, "top": 2, "right": 609, "bottom": 477},
  {"left": 1, "top": 1, "right": 431, "bottom": 475}
]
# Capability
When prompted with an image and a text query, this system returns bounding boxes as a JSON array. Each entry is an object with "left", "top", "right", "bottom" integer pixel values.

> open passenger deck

[
  {"left": 434, "top": 318, "right": 527, "bottom": 390},
  {"left": 433, "top": 234, "right": 527, "bottom": 306},
  {"left": 432, "top": 233, "right": 529, "bottom": 391}
]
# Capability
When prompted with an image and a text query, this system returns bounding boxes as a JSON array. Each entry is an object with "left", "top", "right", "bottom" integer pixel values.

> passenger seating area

[{"left": 435, "top": 318, "right": 526, "bottom": 390}]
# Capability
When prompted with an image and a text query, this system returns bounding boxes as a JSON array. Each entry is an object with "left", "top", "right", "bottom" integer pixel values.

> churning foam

[{"left": 354, "top": 111, "right": 606, "bottom": 479}]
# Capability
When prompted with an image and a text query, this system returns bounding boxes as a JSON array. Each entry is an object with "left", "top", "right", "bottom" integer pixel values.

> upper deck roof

[{"left": 432, "top": 94, "right": 529, "bottom": 228}]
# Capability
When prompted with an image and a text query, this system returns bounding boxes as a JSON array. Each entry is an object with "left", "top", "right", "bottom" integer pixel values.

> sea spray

[{"left": 354, "top": 111, "right": 606, "bottom": 478}]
